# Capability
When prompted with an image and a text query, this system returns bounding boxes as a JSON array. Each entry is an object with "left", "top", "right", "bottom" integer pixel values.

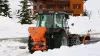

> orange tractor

[{"left": 28, "top": 0, "right": 90, "bottom": 53}]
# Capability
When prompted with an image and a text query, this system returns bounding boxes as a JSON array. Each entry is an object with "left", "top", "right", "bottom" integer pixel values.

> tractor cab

[
  {"left": 33, "top": 11, "right": 69, "bottom": 49},
  {"left": 35, "top": 11, "right": 69, "bottom": 29},
  {"left": 28, "top": 11, "right": 70, "bottom": 53}
]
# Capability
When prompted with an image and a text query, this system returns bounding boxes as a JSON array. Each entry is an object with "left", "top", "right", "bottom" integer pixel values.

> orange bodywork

[{"left": 28, "top": 27, "right": 47, "bottom": 50}]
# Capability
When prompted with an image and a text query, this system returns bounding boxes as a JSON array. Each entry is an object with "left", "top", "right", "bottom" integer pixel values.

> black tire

[
  {"left": 28, "top": 36, "right": 34, "bottom": 54},
  {"left": 68, "top": 34, "right": 81, "bottom": 46}
]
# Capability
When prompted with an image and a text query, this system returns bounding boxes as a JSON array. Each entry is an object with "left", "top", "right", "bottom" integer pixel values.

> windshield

[
  {"left": 36, "top": 14, "right": 54, "bottom": 28},
  {"left": 54, "top": 14, "right": 64, "bottom": 28},
  {"left": 36, "top": 14, "right": 65, "bottom": 28}
]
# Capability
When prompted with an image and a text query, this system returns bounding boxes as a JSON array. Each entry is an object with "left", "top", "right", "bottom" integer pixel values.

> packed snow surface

[
  {"left": 29, "top": 41, "right": 100, "bottom": 56},
  {"left": 0, "top": 40, "right": 28, "bottom": 56},
  {"left": 0, "top": 40, "right": 100, "bottom": 56}
]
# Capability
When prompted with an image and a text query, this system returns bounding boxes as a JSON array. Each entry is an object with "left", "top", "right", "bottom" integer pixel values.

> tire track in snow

[{"left": 16, "top": 51, "right": 30, "bottom": 56}]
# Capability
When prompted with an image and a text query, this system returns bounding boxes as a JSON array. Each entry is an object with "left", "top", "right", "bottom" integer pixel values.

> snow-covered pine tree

[
  {"left": 0, "top": 0, "right": 11, "bottom": 18},
  {"left": 3, "top": 0, "right": 11, "bottom": 17},
  {"left": 18, "top": 0, "right": 32, "bottom": 24},
  {"left": 0, "top": 0, "right": 3, "bottom": 15}
]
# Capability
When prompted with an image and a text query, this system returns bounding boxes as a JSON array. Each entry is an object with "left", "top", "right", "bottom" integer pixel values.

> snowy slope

[
  {"left": 0, "top": 16, "right": 36, "bottom": 38},
  {"left": 0, "top": 16, "right": 22, "bottom": 38}
]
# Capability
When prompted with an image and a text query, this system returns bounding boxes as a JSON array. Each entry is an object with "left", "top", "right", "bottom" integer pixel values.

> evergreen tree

[
  {"left": 0, "top": 0, "right": 3, "bottom": 15},
  {"left": 0, "top": 0, "right": 11, "bottom": 18},
  {"left": 18, "top": 0, "right": 32, "bottom": 24},
  {"left": 3, "top": 0, "right": 11, "bottom": 17}
]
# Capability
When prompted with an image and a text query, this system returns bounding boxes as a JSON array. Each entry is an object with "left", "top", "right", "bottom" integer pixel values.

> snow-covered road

[
  {"left": 0, "top": 37, "right": 100, "bottom": 56},
  {"left": 0, "top": 48, "right": 29, "bottom": 56},
  {"left": 0, "top": 40, "right": 29, "bottom": 56}
]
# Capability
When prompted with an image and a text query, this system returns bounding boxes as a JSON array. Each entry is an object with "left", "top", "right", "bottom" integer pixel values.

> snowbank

[
  {"left": 0, "top": 16, "right": 36, "bottom": 38},
  {"left": 68, "top": 16, "right": 100, "bottom": 33},
  {"left": 29, "top": 41, "right": 100, "bottom": 56},
  {"left": 68, "top": 16, "right": 90, "bottom": 34}
]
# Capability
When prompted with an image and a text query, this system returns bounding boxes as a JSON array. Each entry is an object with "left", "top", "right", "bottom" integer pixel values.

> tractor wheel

[
  {"left": 28, "top": 36, "right": 34, "bottom": 54},
  {"left": 68, "top": 34, "right": 81, "bottom": 46}
]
